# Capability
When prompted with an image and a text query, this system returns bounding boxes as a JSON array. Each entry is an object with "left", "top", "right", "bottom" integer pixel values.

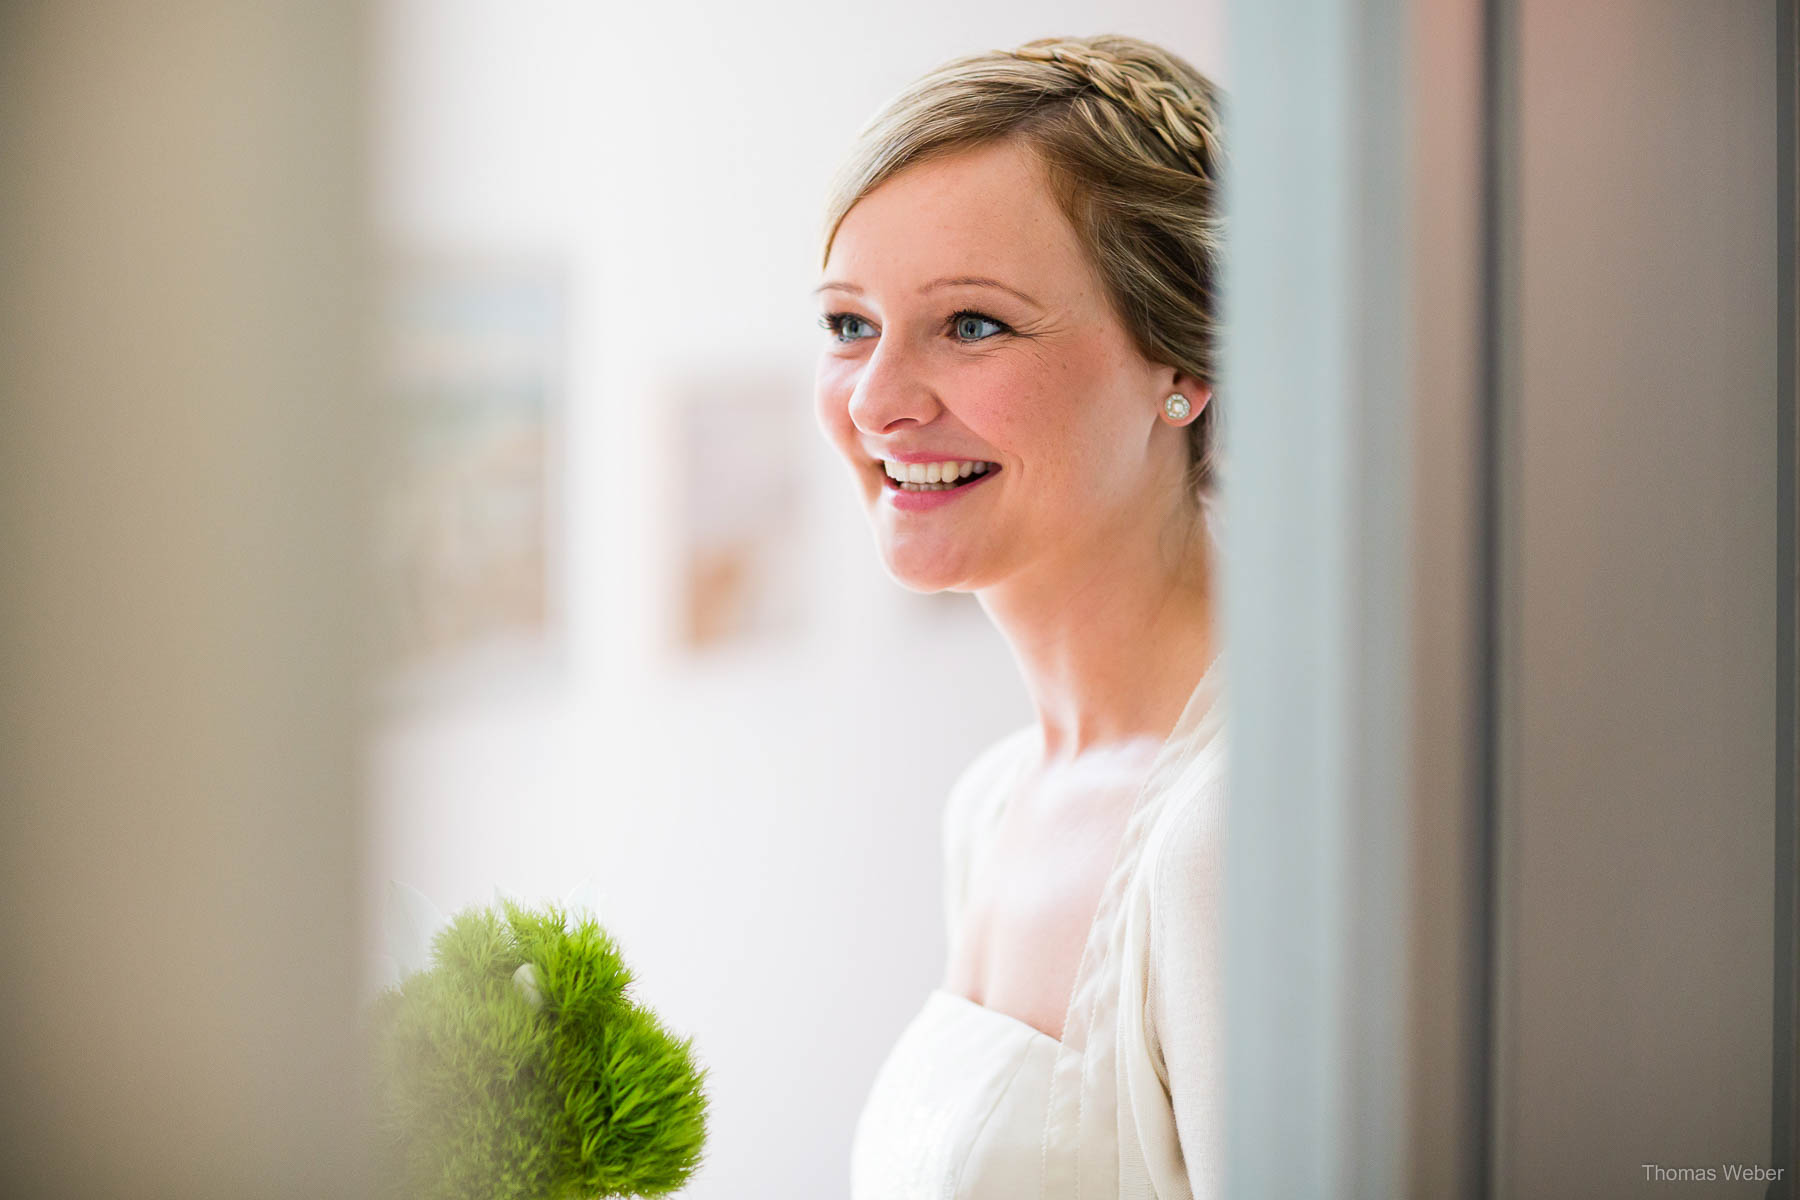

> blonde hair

[{"left": 821, "top": 34, "right": 1227, "bottom": 497}]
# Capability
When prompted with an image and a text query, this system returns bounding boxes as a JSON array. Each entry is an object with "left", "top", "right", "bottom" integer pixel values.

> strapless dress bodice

[{"left": 850, "top": 988, "right": 1061, "bottom": 1199}]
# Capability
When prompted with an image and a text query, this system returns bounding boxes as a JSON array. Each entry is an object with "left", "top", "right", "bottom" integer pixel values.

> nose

[{"left": 845, "top": 338, "right": 942, "bottom": 436}]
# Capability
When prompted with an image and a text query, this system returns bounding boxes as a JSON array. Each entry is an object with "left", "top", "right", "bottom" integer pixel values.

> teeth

[{"left": 878, "top": 458, "right": 998, "bottom": 492}]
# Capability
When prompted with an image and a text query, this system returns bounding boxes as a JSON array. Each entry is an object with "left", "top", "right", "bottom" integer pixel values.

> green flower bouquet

[{"left": 366, "top": 884, "right": 709, "bottom": 1199}]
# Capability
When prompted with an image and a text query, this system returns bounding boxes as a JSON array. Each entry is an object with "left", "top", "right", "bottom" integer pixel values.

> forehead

[{"left": 824, "top": 139, "right": 1098, "bottom": 300}]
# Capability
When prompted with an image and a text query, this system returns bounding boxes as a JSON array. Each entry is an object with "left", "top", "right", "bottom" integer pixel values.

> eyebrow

[{"left": 812, "top": 275, "right": 1044, "bottom": 309}]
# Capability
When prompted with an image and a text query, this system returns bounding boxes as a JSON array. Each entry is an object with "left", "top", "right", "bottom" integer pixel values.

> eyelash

[{"left": 818, "top": 310, "right": 1014, "bottom": 344}]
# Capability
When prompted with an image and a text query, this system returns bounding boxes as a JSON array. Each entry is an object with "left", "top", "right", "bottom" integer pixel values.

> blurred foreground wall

[
  {"left": 1493, "top": 1, "right": 1779, "bottom": 1192},
  {"left": 1225, "top": 0, "right": 1788, "bottom": 1196},
  {"left": 0, "top": 5, "right": 373, "bottom": 1197}
]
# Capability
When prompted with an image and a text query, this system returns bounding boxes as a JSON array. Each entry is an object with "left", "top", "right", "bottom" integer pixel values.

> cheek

[
  {"left": 813, "top": 356, "right": 858, "bottom": 454},
  {"left": 975, "top": 353, "right": 1138, "bottom": 494},
  {"left": 959, "top": 361, "right": 1090, "bottom": 476}
]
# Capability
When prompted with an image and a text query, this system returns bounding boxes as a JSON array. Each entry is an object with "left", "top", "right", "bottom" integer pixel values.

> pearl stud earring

[{"left": 1163, "top": 393, "right": 1192, "bottom": 422}]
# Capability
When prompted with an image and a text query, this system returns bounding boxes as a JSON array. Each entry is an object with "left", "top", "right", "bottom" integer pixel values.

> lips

[{"left": 877, "top": 460, "right": 1000, "bottom": 511}]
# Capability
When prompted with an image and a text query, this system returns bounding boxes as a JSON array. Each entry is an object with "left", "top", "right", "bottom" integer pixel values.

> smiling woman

[{"left": 811, "top": 34, "right": 1229, "bottom": 1200}]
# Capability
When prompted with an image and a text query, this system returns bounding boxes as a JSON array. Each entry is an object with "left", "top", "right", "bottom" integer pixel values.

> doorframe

[{"left": 1774, "top": 1, "right": 1797, "bottom": 1196}]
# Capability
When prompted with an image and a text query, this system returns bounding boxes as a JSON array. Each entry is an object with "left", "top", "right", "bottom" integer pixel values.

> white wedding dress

[
  {"left": 849, "top": 656, "right": 1228, "bottom": 1199},
  {"left": 850, "top": 986, "right": 1060, "bottom": 1195}
]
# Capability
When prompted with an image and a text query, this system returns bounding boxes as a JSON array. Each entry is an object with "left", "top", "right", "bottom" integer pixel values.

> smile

[{"left": 880, "top": 459, "right": 998, "bottom": 492}]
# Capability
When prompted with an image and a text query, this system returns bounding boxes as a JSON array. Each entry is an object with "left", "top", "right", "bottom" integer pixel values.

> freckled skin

[{"left": 813, "top": 139, "right": 1198, "bottom": 596}]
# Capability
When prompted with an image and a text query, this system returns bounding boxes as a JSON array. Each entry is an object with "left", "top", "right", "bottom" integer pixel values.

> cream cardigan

[{"left": 939, "top": 657, "right": 1227, "bottom": 1199}]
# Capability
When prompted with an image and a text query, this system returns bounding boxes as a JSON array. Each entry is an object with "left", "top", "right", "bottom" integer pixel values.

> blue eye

[
  {"left": 821, "top": 312, "right": 877, "bottom": 343},
  {"left": 951, "top": 312, "right": 1006, "bottom": 342}
]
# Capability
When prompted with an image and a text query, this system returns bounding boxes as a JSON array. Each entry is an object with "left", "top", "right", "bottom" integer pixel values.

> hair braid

[{"left": 1006, "top": 38, "right": 1224, "bottom": 181}]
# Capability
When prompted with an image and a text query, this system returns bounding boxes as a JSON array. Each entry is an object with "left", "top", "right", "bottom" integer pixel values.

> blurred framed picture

[
  {"left": 376, "top": 255, "right": 567, "bottom": 688},
  {"left": 665, "top": 367, "right": 810, "bottom": 653}
]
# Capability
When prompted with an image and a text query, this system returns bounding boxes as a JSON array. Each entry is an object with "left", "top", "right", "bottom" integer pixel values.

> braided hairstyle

[{"left": 821, "top": 35, "right": 1227, "bottom": 500}]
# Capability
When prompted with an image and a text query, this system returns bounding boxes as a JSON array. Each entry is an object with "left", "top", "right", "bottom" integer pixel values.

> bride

[{"left": 812, "top": 33, "right": 1230, "bottom": 1200}]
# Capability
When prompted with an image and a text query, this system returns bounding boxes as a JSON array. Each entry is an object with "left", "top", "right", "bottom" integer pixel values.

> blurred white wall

[{"left": 368, "top": 2, "right": 1224, "bottom": 1194}]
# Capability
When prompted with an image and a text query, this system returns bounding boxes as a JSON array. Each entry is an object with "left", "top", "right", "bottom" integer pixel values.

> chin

[
  {"left": 884, "top": 566, "right": 963, "bottom": 595},
  {"left": 876, "top": 539, "right": 978, "bottom": 595}
]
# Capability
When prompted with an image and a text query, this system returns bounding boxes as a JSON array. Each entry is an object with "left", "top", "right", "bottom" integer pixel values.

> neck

[{"left": 977, "top": 498, "right": 1217, "bottom": 763}]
